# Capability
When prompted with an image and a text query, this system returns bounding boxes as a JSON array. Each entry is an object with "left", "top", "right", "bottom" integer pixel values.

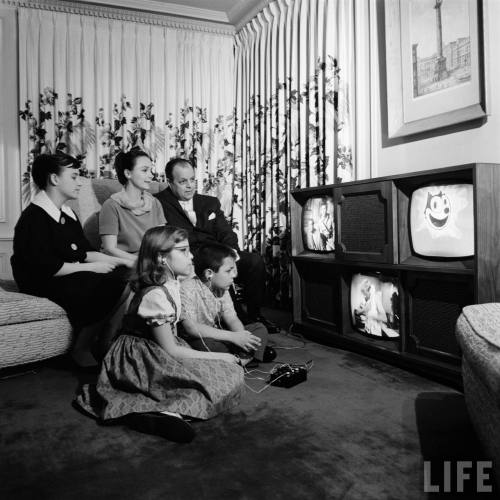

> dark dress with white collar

[{"left": 11, "top": 203, "right": 126, "bottom": 326}]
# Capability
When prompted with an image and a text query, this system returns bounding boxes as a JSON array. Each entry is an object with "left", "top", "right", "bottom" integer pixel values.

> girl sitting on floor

[
  {"left": 179, "top": 243, "right": 276, "bottom": 366},
  {"left": 76, "top": 226, "right": 244, "bottom": 443}
]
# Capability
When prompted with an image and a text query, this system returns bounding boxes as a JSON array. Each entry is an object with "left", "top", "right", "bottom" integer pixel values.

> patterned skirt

[{"left": 75, "top": 335, "right": 245, "bottom": 420}]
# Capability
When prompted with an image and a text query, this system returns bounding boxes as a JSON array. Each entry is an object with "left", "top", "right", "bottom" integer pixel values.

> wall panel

[{"left": 0, "top": 6, "right": 20, "bottom": 279}]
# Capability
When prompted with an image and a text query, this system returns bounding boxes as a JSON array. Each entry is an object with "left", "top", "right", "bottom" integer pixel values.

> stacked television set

[
  {"left": 301, "top": 195, "right": 335, "bottom": 252},
  {"left": 290, "top": 164, "right": 500, "bottom": 385}
]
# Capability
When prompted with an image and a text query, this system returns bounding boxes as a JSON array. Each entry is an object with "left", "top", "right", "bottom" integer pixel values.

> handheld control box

[{"left": 268, "top": 363, "right": 307, "bottom": 388}]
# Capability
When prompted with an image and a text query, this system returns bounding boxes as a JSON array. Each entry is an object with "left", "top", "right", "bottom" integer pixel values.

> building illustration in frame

[{"left": 410, "top": 0, "right": 471, "bottom": 97}]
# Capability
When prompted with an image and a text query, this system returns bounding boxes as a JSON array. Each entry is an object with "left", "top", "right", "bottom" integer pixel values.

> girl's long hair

[{"left": 130, "top": 225, "right": 188, "bottom": 292}]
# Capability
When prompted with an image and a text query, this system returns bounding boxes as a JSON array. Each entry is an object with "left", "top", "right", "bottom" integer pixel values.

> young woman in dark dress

[{"left": 11, "top": 153, "right": 131, "bottom": 367}]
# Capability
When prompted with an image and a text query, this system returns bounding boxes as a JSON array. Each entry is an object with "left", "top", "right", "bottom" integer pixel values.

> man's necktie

[{"left": 183, "top": 208, "right": 197, "bottom": 226}]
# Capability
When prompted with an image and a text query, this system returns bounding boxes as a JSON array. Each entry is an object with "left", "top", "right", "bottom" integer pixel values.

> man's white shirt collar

[
  {"left": 179, "top": 199, "right": 194, "bottom": 211},
  {"left": 32, "top": 190, "right": 77, "bottom": 222}
]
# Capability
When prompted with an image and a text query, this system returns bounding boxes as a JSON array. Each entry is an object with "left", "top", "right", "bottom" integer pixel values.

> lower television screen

[{"left": 350, "top": 273, "right": 400, "bottom": 339}]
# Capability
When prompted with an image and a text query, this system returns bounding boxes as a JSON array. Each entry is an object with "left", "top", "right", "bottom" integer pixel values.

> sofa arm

[
  {"left": 0, "top": 288, "right": 74, "bottom": 369},
  {"left": 0, "top": 290, "right": 68, "bottom": 325},
  {"left": 0, "top": 279, "right": 18, "bottom": 293},
  {"left": 456, "top": 303, "right": 500, "bottom": 400}
]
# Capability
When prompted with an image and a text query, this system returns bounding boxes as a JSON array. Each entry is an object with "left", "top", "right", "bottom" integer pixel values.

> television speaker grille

[
  {"left": 340, "top": 193, "right": 386, "bottom": 253},
  {"left": 302, "top": 277, "right": 337, "bottom": 327},
  {"left": 409, "top": 278, "right": 473, "bottom": 359}
]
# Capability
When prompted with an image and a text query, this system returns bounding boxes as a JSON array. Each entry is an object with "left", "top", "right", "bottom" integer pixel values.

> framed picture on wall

[{"left": 385, "top": 0, "right": 486, "bottom": 138}]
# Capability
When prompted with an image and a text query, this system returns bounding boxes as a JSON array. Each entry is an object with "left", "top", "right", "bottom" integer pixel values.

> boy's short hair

[
  {"left": 194, "top": 243, "right": 238, "bottom": 278},
  {"left": 32, "top": 153, "right": 79, "bottom": 190}
]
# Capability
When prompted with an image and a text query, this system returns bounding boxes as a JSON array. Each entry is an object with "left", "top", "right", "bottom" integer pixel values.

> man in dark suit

[{"left": 155, "top": 157, "right": 279, "bottom": 333}]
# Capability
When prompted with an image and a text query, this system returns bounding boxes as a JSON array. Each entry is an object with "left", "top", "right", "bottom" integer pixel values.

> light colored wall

[
  {"left": 368, "top": 0, "right": 500, "bottom": 178},
  {"left": 0, "top": 6, "right": 20, "bottom": 279}
]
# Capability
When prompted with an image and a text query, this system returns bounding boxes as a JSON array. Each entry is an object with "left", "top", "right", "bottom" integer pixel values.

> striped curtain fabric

[
  {"left": 232, "top": 0, "right": 355, "bottom": 305},
  {"left": 18, "top": 7, "right": 235, "bottom": 206}
]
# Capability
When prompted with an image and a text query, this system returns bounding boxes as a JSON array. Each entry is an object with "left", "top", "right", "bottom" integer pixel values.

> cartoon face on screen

[
  {"left": 410, "top": 183, "right": 474, "bottom": 258},
  {"left": 424, "top": 191, "right": 450, "bottom": 230},
  {"left": 412, "top": 185, "right": 471, "bottom": 240}
]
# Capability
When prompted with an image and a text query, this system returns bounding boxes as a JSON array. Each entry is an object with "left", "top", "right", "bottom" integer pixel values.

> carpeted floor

[{"left": 0, "top": 312, "right": 495, "bottom": 500}]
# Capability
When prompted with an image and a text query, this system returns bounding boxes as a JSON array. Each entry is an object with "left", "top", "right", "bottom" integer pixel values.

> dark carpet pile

[{"left": 0, "top": 325, "right": 494, "bottom": 499}]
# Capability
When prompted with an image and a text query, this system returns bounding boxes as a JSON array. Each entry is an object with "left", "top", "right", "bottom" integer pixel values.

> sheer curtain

[
  {"left": 233, "top": 0, "right": 355, "bottom": 305},
  {"left": 18, "top": 7, "right": 235, "bottom": 206}
]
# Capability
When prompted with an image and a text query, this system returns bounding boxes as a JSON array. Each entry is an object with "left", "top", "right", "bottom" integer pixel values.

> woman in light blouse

[{"left": 99, "top": 148, "right": 166, "bottom": 266}]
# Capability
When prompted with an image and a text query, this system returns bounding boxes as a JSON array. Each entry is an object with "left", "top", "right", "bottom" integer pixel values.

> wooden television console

[{"left": 290, "top": 163, "right": 500, "bottom": 386}]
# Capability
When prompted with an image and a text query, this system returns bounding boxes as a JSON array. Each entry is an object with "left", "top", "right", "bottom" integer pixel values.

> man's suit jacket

[{"left": 155, "top": 187, "right": 239, "bottom": 251}]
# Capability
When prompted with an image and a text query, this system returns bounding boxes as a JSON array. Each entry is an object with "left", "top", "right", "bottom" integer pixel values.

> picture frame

[{"left": 385, "top": 0, "right": 486, "bottom": 138}]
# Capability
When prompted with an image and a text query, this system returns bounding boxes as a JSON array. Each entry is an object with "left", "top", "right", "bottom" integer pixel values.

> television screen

[
  {"left": 410, "top": 183, "right": 474, "bottom": 258},
  {"left": 302, "top": 196, "right": 334, "bottom": 252},
  {"left": 350, "top": 273, "right": 400, "bottom": 339}
]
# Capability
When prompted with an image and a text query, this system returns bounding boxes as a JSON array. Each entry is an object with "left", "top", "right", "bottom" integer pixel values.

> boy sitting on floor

[{"left": 179, "top": 243, "right": 276, "bottom": 366}]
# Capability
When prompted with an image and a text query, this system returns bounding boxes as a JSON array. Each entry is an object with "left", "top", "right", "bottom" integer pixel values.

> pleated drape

[
  {"left": 17, "top": 2, "right": 355, "bottom": 306},
  {"left": 233, "top": 0, "right": 355, "bottom": 305},
  {"left": 18, "top": 8, "right": 234, "bottom": 206}
]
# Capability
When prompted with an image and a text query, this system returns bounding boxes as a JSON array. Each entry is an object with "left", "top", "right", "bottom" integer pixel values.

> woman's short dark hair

[
  {"left": 31, "top": 153, "right": 79, "bottom": 190},
  {"left": 114, "top": 148, "right": 151, "bottom": 185},
  {"left": 193, "top": 243, "right": 238, "bottom": 281}
]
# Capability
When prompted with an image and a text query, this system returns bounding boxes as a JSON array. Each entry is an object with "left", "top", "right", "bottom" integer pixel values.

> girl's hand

[
  {"left": 231, "top": 331, "right": 262, "bottom": 352},
  {"left": 86, "top": 262, "right": 116, "bottom": 273},
  {"left": 218, "top": 353, "right": 240, "bottom": 365}
]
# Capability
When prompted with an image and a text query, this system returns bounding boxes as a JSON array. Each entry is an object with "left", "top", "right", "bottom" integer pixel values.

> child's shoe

[
  {"left": 262, "top": 346, "right": 277, "bottom": 363},
  {"left": 126, "top": 411, "right": 195, "bottom": 443}
]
